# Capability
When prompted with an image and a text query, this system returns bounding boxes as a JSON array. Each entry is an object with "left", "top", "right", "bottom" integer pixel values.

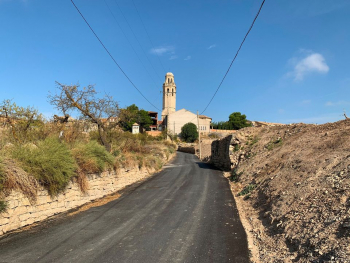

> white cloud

[
  {"left": 325, "top": 101, "right": 350, "bottom": 107},
  {"left": 288, "top": 52, "right": 329, "bottom": 81},
  {"left": 184, "top": 56, "right": 191, "bottom": 61},
  {"left": 169, "top": 55, "right": 178, "bottom": 60},
  {"left": 207, "top": 44, "right": 216, "bottom": 50},
  {"left": 150, "top": 46, "right": 174, "bottom": 56}
]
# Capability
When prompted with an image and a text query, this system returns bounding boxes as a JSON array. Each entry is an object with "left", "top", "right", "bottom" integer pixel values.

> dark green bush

[
  {"left": 11, "top": 137, "right": 77, "bottom": 196},
  {"left": 181, "top": 123, "right": 198, "bottom": 142}
]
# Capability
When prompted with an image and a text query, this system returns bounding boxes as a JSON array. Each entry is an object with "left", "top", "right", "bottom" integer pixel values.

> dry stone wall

[
  {"left": 0, "top": 167, "right": 157, "bottom": 237},
  {"left": 210, "top": 135, "right": 232, "bottom": 171},
  {"left": 194, "top": 136, "right": 232, "bottom": 171}
]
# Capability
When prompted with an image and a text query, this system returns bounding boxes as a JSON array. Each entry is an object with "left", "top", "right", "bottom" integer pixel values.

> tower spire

[{"left": 161, "top": 72, "right": 176, "bottom": 120}]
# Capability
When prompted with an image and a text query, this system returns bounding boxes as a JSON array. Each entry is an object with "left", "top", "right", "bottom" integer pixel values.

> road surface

[{"left": 0, "top": 152, "right": 249, "bottom": 263}]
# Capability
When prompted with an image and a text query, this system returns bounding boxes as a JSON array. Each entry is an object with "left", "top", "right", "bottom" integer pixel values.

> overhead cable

[
  {"left": 103, "top": 0, "right": 160, "bottom": 97},
  {"left": 200, "top": 0, "right": 266, "bottom": 115},
  {"left": 112, "top": 0, "right": 162, "bottom": 81},
  {"left": 70, "top": 0, "right": 161, "bottom": 111},
  {"left": 131, "top": 0, "right": 166, "bottom": 73}
]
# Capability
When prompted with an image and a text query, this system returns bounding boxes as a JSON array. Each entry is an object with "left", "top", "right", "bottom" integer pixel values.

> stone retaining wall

[
  {"left": 0, "top": 166, "right": 159, "bottom": 236},
  {"left": 210, "top": 135, "right": 232, "bottom": 171}
]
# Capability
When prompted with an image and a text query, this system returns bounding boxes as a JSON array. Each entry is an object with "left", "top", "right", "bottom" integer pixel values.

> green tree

[
  {"left": 181, "top": 123, "right": 198, "bottom": 142},
  {"left": 118, "top": 104, "right": 152, "bottom": 132},
  {"left": 228, "top": 112, "right": 251, "bottom": 130}
]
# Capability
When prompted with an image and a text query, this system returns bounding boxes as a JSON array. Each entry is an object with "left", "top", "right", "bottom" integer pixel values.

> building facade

[
  {"left": 161, "top": 72, "right": 211, "bottom": 136},
  {"left": 161, "top": 72, "right": 176, "bottom": 120}
]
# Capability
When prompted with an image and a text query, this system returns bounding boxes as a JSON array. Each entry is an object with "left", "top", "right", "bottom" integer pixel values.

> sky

[{"left": 0, "top": 0, "right": 350, "bottom": 124}]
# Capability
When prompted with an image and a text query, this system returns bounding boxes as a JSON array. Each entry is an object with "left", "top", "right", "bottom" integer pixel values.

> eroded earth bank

[{"left": 217, "top": 119, "right": 350, "bottom": 262}]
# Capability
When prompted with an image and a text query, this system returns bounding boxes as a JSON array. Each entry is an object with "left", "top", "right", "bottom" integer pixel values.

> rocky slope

[{"left": 228, "top": 119, "right": 350, "bottom": 263}]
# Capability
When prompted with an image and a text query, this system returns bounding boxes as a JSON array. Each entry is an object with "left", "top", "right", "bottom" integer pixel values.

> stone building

[
  {"left": 161, "top": 72, "right": 176, "bottom": 120},
  {"left": 161, "top": 72, "right": 211, "bottom": 136}
]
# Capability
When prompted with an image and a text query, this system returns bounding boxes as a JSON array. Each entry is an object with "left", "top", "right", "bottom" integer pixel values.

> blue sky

[{"left": 0, "top": 0, "right": 349, "bottom": 124}]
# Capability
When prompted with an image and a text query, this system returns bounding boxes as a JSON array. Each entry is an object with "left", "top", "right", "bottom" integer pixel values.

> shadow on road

[{"left": 195, "top": 161, "right": 221, "bottom": 171}]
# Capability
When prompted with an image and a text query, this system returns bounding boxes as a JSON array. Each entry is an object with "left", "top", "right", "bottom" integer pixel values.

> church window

[
  {"left": 167, "top": 88, "right": 169, "bottom": 94},
  {"left": 172, "top": 89, "right": 174, "bottom": 96}
]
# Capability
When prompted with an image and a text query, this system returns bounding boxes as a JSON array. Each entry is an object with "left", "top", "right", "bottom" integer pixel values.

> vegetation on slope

[{"left": 0, "top": 99, "right": 176, "bottom": 212}]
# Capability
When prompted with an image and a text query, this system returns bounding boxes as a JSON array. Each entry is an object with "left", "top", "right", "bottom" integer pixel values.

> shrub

[
  {"left": 233, "top": 144, "right": 240, "bottom": 152},
  {"left": 238, "top": 184, "right": 256, "bottom": 196},
  {"left": 229, "top": 169, "right": 243, "bottom": 182},
  {"left": 72, "top": 140, "right": 115, "bottom": 174},
  {"left": 11, "top": 137, "right": 77, "bottom": 196},
  {"left": 181, "top": 123, "right": 198, "bottom": 142},
  {"left": 266, "top": 137, "right": 283, "bottom": 151}
]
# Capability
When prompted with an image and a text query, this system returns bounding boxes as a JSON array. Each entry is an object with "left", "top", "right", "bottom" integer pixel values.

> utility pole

[{"left": 197, "top": 110, "right": 201, "bottom": 160}]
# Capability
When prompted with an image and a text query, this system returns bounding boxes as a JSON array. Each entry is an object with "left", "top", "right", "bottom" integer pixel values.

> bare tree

[
  {"left": 344, "top": 110, "right": 348, "bottom": 120},
  {"left": 0, "top": 99, "right": 43, "bottom": 143},
  {"left": 48, "top": 82, "right": 119, "bottom": 151}
]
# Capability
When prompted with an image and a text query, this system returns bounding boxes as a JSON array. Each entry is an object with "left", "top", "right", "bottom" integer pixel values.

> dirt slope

[{"left": 228, "top": 119, "right": 350, "bottom": 263}]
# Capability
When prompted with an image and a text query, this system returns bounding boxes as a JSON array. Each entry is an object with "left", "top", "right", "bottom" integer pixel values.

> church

[{"left": 160, "top": 72, "right": 212, "bottom": 136}]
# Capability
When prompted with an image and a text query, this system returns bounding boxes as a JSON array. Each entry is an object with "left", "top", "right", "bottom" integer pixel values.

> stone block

[
  {"left": 0, "top": 217, "right": 10, "bottom": 226},
  {"left": 19, "top": 213, "right": 31, "bottom": 222},
  {"left": 13, "top": 206, "right": 27, "bottom": 216}
]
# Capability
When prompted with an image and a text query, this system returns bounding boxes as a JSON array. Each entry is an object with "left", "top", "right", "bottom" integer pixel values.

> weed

[
  {"left": 229, "top": 169, "right": 243, "bottom": 182},
  {"left": 250, "top": 136, "right": 259, "bottom": 145},
  {"left": 0, "top": 200, "right": 7, "bottom": 213},
  {"left": 233, "top": 144, "right": 240, "bottom": 152},
  {"left": 0, "top": 159, "right": 5, "bottom": 193},
  {"left": 76, "top": 169, "right": 89, "bottom": 193},
  {"left": 11, "top": 137, "right": 77, "bottom": 196},
  {"left": 72, "top": 140, "right": 114, "bottom": 174},
  {"left": 266, "top": 137, "right": 283, "bottom": 151},
  {"left": 238, "top": 184, "right": 256, "bottom": 196},
  {"left": 208, "top": 133, "right": 220, "bottom": 139}
]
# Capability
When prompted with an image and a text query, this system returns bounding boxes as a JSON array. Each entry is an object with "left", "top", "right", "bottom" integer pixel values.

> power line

[
  {"left": 131, "top": 0, "right": 166, "bottom": 73},
  {"left": 200, "top": 0, "right": 266, "bottom": 115},
  {"left": 103, "top": 0, "right": 160, "bottom": 99},
  {"left": 70, "top": 0, "right": 161, "bottom": 111},
  {"left": 112, "top": 0, "right": 162, "bottom": 81}
]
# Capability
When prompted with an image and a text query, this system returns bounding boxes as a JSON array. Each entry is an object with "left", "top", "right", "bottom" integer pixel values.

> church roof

[
  {"left": 199, "top": 115, "right": 212, "bottom": 119},
  {"left": 166, "top": 72, "right": 174, "bottom": 76}
]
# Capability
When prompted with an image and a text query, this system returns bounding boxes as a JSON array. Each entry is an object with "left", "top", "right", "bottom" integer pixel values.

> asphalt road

[{"left": 0, "top": 152, "right": 249, "bottom": 263}]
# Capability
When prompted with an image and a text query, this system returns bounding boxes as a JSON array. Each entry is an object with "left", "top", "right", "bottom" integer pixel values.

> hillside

[{"left": 227, "top": 119, "right": 350, "bottom": 263}]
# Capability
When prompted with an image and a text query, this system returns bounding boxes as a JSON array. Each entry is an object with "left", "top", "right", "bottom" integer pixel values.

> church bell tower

[{"left": 161, "top": 72, "right": 176, "bottom": 120}]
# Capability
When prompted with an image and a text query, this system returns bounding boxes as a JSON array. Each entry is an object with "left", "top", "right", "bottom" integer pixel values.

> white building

[{"left": 161, "top": 72, "right": 211, "bottom": 136}]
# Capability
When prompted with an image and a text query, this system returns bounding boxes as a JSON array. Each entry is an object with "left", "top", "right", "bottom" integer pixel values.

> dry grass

[
  {"left": 1, "top": 159, "right": 39, "bottom": 204},
  {"left": 76, "top": 168, "right": 89, "bottom": 194}
]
